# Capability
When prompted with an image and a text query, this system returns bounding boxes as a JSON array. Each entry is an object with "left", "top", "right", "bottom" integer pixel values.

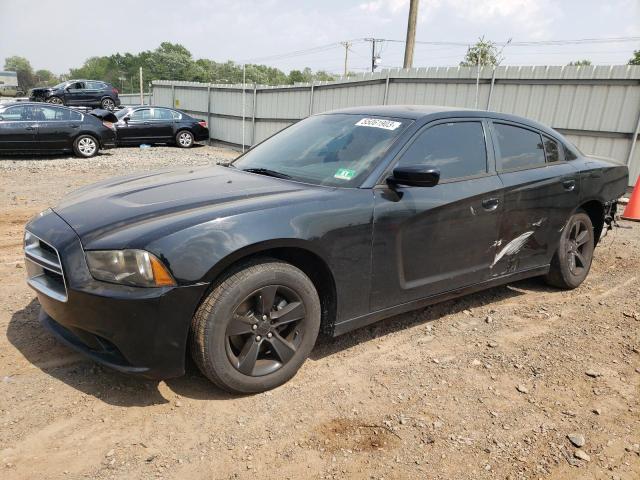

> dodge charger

[{"left": 24, "top": 106, "right": 628, "bottom": 393}]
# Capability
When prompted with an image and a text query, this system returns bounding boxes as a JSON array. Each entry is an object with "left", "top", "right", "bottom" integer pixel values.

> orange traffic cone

[{"left": 622, "top": 178, "right": 640, "bottom": 221}]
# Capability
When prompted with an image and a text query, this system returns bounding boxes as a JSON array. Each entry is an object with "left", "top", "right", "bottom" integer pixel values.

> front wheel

[
  {"left": 176, "top": 130, "right": 194, "bottom": 148},
  {"left": 545, "top": 211, "right": 595, "bottom": 289},
  {"left": 190, "top": 259, "right": 321, "bottom": 393},
  {"left": 46, "top": 96, "right": 63, "bottom": 105},
  {"left": 73, "top": 135, "right": 99, "bottom": 158}
]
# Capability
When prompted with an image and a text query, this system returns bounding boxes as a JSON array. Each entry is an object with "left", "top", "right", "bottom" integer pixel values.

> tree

[
  {"left": 4, "top": 56, "right": 35, "bottom": 89},
  {"left": 629, "top": 50, "right": 640, "bottom": 65},
  {"left": 34, "top": 69, "right": 58, "bottom": 86},
  {"left": 460, "top": 37, "right": 502, "bottom": 67},
  {"left": 567, "top": 59, "right": 592, "bottom": 66}
]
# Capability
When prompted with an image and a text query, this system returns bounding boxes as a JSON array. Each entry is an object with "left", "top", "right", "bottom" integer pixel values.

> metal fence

[
  {"left": 150, "top": 65, "right": 640, "bottom": 186},
  {"left": 118, "top": 93, "right": 151, "bottom": 105}
]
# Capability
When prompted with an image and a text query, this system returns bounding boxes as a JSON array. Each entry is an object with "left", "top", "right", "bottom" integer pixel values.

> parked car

[
  {"left": 113, "top": 106, "right": 209, "bottom": 147},
  {"left": 29, "top": 80, "right": 121, "bottom": 110},
  {"left": 24, "top": 106, "right": 628, "bottom": 393},
  {"left": 0, "top": 102, "right": 116, "bottom": 157}
]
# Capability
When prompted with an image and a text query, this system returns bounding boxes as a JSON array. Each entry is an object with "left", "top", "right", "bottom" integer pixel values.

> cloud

[{"left": 359, "top": 0, "right": 409, "bottom": 14}]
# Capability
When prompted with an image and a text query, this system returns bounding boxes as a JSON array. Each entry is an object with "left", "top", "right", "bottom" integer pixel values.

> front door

[
  {"left": 116, "top": 108, "right": 152, "bottom": 144},
  {"left": 64, "top": 81, "right": 87, "bottom": 105},
  {"left": 370, "top": 119, "right": 503, "bottom": 312},
  {"left": 0, "top": 105, "right": 37, "bottom": 151}
]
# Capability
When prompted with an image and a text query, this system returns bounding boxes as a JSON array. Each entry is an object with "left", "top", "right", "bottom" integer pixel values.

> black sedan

[
  {"left": 113, "top": 106, "right": 209, "bottom": 147},
  {"left": 24, "top": 106, "right": 628, "bottom": 393},
  {"left": 0, "top": 102, "right": 116, "bottom": 157},
  {"left": 29, "top": 80, "right": 121, "bottom": 110}
]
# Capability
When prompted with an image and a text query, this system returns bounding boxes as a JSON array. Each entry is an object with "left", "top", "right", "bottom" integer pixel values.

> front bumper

[{"left": 25, "top": 209, "right": 209, "bottom": 379}]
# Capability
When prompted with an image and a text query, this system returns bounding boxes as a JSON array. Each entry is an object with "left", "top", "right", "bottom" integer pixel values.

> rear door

[
  {"left": 489, "top": 121, "right": 579, "bottom": 275},
  {"left": 150, "top": 108, "right": 176, "bottom": 142},
  {"left": 370, "top": 119, "right": 503, "bottom": 311},
  {"left": 84, "top": 81, "right": 103, "bottom": 105},
  {"left": 0, "top": 105, "right": 37, "bottom": 151},
  {"left": 33, "top": 105, "right": 82, "bottom": 150}
]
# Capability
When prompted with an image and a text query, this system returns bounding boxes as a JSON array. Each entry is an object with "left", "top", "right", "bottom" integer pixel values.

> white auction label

[{"left": 355, "top": 118, "right": 402, "bottom": 130}]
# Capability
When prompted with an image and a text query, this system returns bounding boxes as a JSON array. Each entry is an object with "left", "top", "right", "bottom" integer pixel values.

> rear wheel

[
  {"left": 73, "top": 135, "right": 99, "bottom": 158},
  {"left": 101, "top": 98, "right": 115, "bottom": 110},
  {"left": 545, "top": 211, "right": 595, "bottom": 289},
  {"left": 46, "top": 96, "right": 63, "bottom": 105},
  {"left": 176, "top": 130, "right": 194, "bottom": 148},
  {"left": 190, "top": 259, "right": 321, "bottom": 393}
]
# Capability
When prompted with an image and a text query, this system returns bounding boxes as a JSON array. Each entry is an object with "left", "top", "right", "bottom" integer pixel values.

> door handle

[
  {"left": 143, "top": 122, "right": 151, "bottom": 125},
  {"left": 25, "top": 126, "right": 35, "bottom": 131},
  {"left": 482, "top": 198, "right": 500, "bottom": 211},
  {"left": 562, "top": 179, "right": 576, "bottom": 191},
  {"left": 70, "top": 124, "right": 80, "bottom": 129}
]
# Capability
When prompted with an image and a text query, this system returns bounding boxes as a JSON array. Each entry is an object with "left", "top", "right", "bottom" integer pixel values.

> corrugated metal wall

[
  {"left": 118, "top": 93, "right": 151, "bottom": 105},
  {"left": 151, "top": 65, "right": 640, "bottom": 186}
]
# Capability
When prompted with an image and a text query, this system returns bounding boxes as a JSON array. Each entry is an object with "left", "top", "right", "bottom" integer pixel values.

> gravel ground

[{"left": 0, "top": 146, "right": 639, "bottom": 480}]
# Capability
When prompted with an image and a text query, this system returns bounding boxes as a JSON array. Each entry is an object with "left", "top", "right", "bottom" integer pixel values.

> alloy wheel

[
  {"left": 77, "top": 137, "right": 97, "bottom": 156},
  {"left": 47, "top": 97, "right": 63, "bottom": 105},
  {"left": 102, "top": 98, "right": 115, "bottom": 110},
  {"left": 566, "top": 218, "right": 591, "bottom": 275},
  {"left": 225, "top": 285, "right": 307, "bottom": 376},
  {"left": 178, "top": 132, "right": 193, "bottom": 147}
]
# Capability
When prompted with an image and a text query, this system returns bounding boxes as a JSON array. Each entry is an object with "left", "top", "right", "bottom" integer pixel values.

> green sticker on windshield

[{"left": 334, "top": 168, "right": 356, "bottom": 180}]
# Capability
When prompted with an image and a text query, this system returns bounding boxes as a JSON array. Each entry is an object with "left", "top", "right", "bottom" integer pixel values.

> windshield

[
  {"left": 52, "top": 81, "right": 68, "bottom": 89},
  {"left": 233, "top": 113, "right": 411, "bottom": 187}
]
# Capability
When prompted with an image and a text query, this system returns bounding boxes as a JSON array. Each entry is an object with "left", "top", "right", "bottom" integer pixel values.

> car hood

[
  {"left": 53, "top": 165, "right": 310, "bottom": 247},
  {"left": 29, "top": 87, "right": 54, "bottom": 94}
]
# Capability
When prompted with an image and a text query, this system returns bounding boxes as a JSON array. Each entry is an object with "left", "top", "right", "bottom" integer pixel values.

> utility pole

[
  {"left": 364, "top": 38, "right": 384, "bottom": 72},
  {"left": 139, "top": 67, "right": 143, "bottom": 105},
  {"left": 403, "top": 0, "right": 419, "bottom": 68},
  {"left": 340, "top": 41, "right": 351, "bottom": 77}
]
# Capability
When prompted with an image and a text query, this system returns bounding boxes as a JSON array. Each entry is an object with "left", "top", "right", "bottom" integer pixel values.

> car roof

[
  {"left": 323, "top": 104, "right": 561, "bottom": 138},
  {"left": 0, "top": 101, "right": 76, "bottom": 110}
]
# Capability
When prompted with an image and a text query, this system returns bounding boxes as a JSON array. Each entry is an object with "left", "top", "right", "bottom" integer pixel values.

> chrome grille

[{"left": 24, "top": 230, "right": 68, "bottom": 302}]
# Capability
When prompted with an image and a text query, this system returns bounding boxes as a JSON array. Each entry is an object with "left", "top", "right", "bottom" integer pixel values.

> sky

[{"left": 1, "top": 0, "right": 639, "bottom": 75}]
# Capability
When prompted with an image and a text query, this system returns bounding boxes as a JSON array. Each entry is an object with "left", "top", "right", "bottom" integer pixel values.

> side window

[
  {"left": 152, "top": 108, "right": 174, "bottom": 120},
  {"left": 397, "top": 122, "right": 487, "bottom": 180},
  {"left": 68, "top": 81, "right": 85, "bottom": 90},
  {"left": 171, "top": 110, "right": 183, "bottom": 120},
  {"left": 85, "top": 81, "right": 99, "bottom": 90},
  {"left": 543, "top": 135, "right": 561, "bottom": 162},
  {"left": 35, "top": 106, "right": 71, "bottom": 121},
  {"left": 130, "top": 109, "right": 151, "bottom": 121},
  {"left": 493, "top": 123, "right": 545, "bottom": 170},
  {"left": 564, "top": 144, "right": 578, "bottom": 160},
  {"left": 2, "top": 105, "right": 30, "bottom": 121}
]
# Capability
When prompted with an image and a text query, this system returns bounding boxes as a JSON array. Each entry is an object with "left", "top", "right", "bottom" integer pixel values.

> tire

[
  {"left": 176, "top": 130, "right": 194, "bottom": 148},
  {"left": 190, "top": 258, "right": 321, "bottom": 394},
  {"left": 101, "top": 98, "right": 115, "bottom": 110},
  {"left": 545, "top": 211, "right": 595, "bottom": 289},
  {"left": 46, "top": 96, "right": 63, "bottom": 105},
  {"left": 73, "top": 134, "right": 99, "bottom": 158}
]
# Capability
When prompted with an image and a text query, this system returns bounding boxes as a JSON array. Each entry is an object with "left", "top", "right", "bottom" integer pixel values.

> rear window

[
  {"left": 36, "top": 105, "right": 71, "bottom": 121},
  {"left": 397, "top": 122, "right": 487, "bottom": 180},
  {"left": 494, "top": 123, "right": 545, "bottom": 170},
  {"left": 543, "top": 135, "right": 561, "bottom": 162}
]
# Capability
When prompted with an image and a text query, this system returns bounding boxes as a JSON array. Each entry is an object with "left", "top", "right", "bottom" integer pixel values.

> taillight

[
  {"left": 103, "top": 120, "right": 115, "bottom": 130},
  {"left": 112, "top": 87, "right": 119, "bottom": 94},
  {"left": 198, "top": 120, "right": 207, "bottom": 128}
]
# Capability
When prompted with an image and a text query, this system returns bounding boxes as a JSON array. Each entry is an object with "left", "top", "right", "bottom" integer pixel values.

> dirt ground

[{"left": 0, "top": 146, "right": 639, "bottom": 480}]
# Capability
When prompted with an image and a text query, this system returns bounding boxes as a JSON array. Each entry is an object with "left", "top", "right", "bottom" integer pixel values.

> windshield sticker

[
  {"left": 334, "top": 168, "right": 356, "bottom": 181},
  {"left": 355, "top": 118, "right": 402, "bottom": 130}
]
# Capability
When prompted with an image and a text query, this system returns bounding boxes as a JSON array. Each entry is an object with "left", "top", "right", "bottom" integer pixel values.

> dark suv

[{"left": 29, "top": 80, "right": 121, "bottom": 110}]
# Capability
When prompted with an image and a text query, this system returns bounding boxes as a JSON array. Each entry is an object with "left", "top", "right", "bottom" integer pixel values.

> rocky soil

[{"left": 0, "top": 146, "right": 638, "bottom": 479}]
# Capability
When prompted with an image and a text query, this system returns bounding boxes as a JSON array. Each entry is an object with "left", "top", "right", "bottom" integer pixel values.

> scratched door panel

[{"left": 494, "top": 162, "right": 579, "bottom": 275}]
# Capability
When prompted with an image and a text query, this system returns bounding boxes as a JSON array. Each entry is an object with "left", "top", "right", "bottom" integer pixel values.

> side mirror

[
  {"left": 123, "top": 116, "right": 130, "bottom": 122},
  {"left": 387, "top": 165, "right": 440, "bottom": 188}
]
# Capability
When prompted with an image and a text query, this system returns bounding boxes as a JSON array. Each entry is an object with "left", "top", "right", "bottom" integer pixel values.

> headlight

[{"left": 85, "top": 250, "right": 176, "bottom": 287}]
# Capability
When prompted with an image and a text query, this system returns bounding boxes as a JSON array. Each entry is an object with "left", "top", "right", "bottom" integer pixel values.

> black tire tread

[{"left": 190, "top": 258, "right": 318, "bottom": 393}]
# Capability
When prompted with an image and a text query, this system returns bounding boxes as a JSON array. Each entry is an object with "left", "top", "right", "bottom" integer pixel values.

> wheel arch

[
  {"left": 200, "top": 240, "right": 338, "bottom": 336},
  {"left": 576, "top": 199, "right": 605, "bottom": 245}
]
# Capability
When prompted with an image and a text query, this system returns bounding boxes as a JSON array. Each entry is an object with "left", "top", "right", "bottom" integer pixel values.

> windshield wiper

[{"left": 242, "top": 168, "right": 292, "bottom": 179}]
